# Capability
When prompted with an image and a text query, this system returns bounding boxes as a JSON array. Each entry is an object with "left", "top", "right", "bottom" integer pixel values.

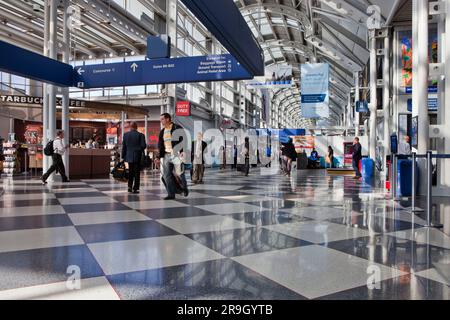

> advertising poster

[
  {"left": 400, "top": 30, "right": 438, "bottom": 88},
  {"left": 24, "top": 124, "right": 43, "bottom": 145},
  {"left": 291, "top": 136, "right": 315, "bottom": 153},
  {"left": 300, "top": 63, "right": 329, "bottom": 119}
]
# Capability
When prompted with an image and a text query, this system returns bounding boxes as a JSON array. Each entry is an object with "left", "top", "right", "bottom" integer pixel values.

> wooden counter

[{"left": 69, "top": 148, "right": 111, "bottom": 179}]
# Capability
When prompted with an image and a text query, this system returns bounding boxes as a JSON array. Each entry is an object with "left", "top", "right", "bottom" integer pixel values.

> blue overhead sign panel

[
  {"left": 180, "top": 0, "right": 264, "bottom": 76},
  {"left": 407, "top": 98, "right": 438, "bottom": 112},
  {"left": 0, "top": 40, "right": 73, "bottom": 87},
  {"left": 355, "top": 101, "right": 369, "bottom": 113},
  {"left": 73, "top": 54, "right": 252, "bottom": 89}
]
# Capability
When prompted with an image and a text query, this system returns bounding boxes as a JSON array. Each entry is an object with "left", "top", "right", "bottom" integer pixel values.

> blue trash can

[
  {"left": 361, "top": 158, "right": 374, "bottom": 178},
  {"left": 397, "top": 159, "right": 418, "bottom": 197}
]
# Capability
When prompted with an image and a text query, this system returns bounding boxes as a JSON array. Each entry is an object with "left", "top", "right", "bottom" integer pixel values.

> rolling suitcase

[{"left": 111, "top": 161, "right": 128, "bottom": 182}]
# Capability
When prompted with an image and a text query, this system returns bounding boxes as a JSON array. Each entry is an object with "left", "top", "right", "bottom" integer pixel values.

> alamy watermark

[
  {"left": 366, "top": 265, "right": 381, "bottom": 290},
  {"left": 66, "top": 265, "right": 81, "bottom": 290},
  {"left": 66, "top": 5, "right": 82, "bottom": 31},
  {"left": 170, "top": 122, "right": 282, "bottom": 176},
  {"left": 367, "top": 5, "right": 382, "bottom": 30}
]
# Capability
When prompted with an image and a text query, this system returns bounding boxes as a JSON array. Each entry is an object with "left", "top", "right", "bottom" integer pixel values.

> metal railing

[{"left": 391, "top": 151, "right": 450, "bottom": 228}]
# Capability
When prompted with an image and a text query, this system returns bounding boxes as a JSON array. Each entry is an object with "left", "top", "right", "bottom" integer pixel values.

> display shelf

[
  {"left": 28, "top": 144, "right": 44, "bottom": 173},
  {"left": 110, "top": 145, "right": 121, "bottom": 173},
  {"left": 2, "top": 141, "right": 18, "bottom": 176}
]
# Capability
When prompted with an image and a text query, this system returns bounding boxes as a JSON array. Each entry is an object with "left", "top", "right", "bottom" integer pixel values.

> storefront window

[{"left": 146, "top": 85, "right": 159, "bottom": 94}]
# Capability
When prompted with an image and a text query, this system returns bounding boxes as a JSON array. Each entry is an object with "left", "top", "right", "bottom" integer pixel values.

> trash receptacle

[
  {"left": 397, "top": 159, "right": 418, "bottom": 197},
  {"left": 361, "top": 158, "right": 374, "bottom": 178}
]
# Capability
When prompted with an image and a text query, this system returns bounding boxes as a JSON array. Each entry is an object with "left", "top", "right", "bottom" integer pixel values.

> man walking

[
  {"left": 352, "top": 137, "right": 362, "bottom": 179},
  {"left": 42, "top": 130, "right": 69, "bottom": 184},
  {"left": 155, "top": 113, "right": 189, "bottom": 200},
  {"left": 191, "top": 132, "right": 207, "bottom": 184},
  {"left": 122, "top": 122, "right": 146, "bottom": 193}
]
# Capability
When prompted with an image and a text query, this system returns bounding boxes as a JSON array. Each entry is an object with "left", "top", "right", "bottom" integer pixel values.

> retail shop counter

[{"left": 69, "top": 148, "right": 110, "bottom": 179}]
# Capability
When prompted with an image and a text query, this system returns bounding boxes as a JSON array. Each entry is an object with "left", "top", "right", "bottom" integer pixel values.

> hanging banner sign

[{"left": 300, "top": 63, "right": 329, "bottom": 119}]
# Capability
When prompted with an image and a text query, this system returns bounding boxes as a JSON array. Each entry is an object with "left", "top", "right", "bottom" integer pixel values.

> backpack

[{"left": 44, "top": 140, "right": 54, "bottom": 156}]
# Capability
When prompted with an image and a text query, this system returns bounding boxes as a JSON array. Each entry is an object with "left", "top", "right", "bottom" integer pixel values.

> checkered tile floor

[{"left": 0, "top": 168, "right": 449, "bottom": 300}]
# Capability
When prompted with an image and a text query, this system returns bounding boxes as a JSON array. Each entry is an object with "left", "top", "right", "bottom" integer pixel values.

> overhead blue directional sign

[
  {"left": 74, "top": 54, "right": 252, "bottom": 89},
  {"left": 0, "top": 40, "right": 73, "bottom": 87},
  {"left": 180, "top": 0, "right": 264, "bottom": 76}
]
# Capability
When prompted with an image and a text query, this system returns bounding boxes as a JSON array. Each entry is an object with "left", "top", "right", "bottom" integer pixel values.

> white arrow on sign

[
  {"left": 131, "top": 63, "right": 138, "bottom": 72},
  {"left": 77, "top": 68, "right": 85, "bottom": 76}
]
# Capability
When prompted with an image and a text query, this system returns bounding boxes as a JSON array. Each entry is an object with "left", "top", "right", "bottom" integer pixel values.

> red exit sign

[{"left": 176, "top": 101, "right": 191, "bottom": 116}]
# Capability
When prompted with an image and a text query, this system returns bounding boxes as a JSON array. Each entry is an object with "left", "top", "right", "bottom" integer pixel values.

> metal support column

[
  {"left": 354, "top": 71, "right": 360, "bottom": 134},
  {"left": 411, "top": 152, "right": 417, "bottom": 211},
  {"left": 42, "top": 0, "right": 50, "bottom": 173},
  {"left": 444, "top": 0, "right": 450, "bottom": 187},
  {"left": 346, "top": 93, "right": 351, "bottom": 128},
  {"left": 410, "top": 152, "right": 423, "bottom": 212},
  {"left": 412, "top": 0, "right": 429, "bottom": 154},
  {"left": 144, "top": 115, "right": 148, "bottom": 145},
  {"left": 425, "top": 151, "right": 443, "bottom": 228},
  {"left": 48, "top": 0, "right": 57, "bottom": 140},
  {"left": 44, "top": 0, "right": 58, "bottom": 181},
  {"left": 369, "top": 32, "right": 377, "bottom": 160},
  {"left": 62, "top": 0, "right": 70, "bottom": 179},
  {"left": 383, "top": 33, "right": 391, "bottom": 175},
  {"left": 9, "top": 117, "right": 14, "bottom": 134},
  {"left": 166, "top": 0, "right": 178, "bottom": 117},
  {"left": 121, "top": 111, "right": 125, "bottom": 143},
  {"left": 392, "top": 153, "right": 398, "bottom": 200}
]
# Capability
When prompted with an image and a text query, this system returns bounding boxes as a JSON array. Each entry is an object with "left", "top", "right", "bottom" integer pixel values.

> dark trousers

[
  {"left": 243, "top": 157, "right": 249, "bottom": 176},
  {"left": 42, "top": 154, "right": 68, "bottom": 182},
  {"left": 352, "top": 158, "right": 361, "bottom": 177},
  {"left": 162, "top": 154, "right": 187, "bottom": 197},
  {"left": 128, "top": 162, "right": 141, "bottom": 191}
]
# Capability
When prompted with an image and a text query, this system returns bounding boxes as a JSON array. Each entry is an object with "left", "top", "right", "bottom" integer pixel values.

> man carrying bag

[{"left": 42, "top": 130, "right": 69, "bottom": 184}]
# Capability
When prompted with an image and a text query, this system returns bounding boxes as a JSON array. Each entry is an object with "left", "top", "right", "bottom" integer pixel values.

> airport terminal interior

[{"left": 0, "top": 0, "right": 449, "bottom": 300}]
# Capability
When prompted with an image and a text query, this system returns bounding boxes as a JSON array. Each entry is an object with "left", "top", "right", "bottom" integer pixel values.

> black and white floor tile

[{"left": 0, "top": 168, "right": 449, "bottom": 300}]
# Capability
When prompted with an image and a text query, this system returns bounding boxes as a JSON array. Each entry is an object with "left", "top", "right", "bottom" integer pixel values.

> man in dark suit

[
  {"left": 352, "top": 137, "right": 362, "bottom": 179},
  {"left": 122, "top": 122, "right": 146, "bottom": 193}
]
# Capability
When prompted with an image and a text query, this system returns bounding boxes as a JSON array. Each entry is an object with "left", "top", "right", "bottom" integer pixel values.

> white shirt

[
  {"left": 53, "top": 137, "right": 66, "bottom": 155},
  {"left": 398, "top": 141, "right": 411, "bottom": 155},
  {"left": 195, "top": 139, "right": 202, "bottom": 158}
]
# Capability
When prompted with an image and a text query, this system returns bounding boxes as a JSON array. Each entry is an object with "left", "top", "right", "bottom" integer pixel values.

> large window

[{"left": 113, "top": 0, "right": 155, "bottom": 21}]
